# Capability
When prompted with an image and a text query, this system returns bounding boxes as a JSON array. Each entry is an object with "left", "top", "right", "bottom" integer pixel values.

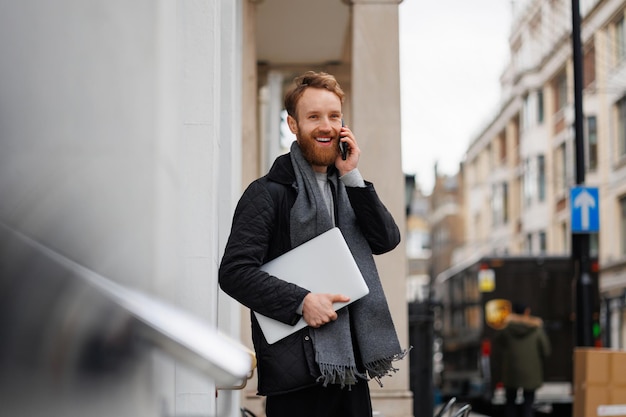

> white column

[{"left": 351, "top": 0, "right": 413, "bottom": 416}]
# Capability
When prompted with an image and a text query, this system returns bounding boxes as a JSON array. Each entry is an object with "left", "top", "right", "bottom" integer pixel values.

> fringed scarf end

[
  {"left": 316, "top": 363, "right": 367, "bottom": 389},
  {"left": 364, "top": 347, "right": 412, "bottom": 387}
]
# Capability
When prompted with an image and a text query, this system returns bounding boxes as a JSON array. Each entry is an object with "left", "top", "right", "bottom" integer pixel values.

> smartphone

[{"left": 339, "top": 119, "right": 348, "bottom": 160}]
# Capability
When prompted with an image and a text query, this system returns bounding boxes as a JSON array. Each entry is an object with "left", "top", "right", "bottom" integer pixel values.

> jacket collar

[{"left": 266, "top": 153, "right": 295, "bottom": 185}]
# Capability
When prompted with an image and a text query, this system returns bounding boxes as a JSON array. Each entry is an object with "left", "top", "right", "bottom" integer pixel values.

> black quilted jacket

[{"left": 218, "top": 153, "right": 400, "bottom": 396}]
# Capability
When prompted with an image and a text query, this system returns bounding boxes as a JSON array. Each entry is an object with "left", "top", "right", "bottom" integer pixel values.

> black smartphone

[{"left": 339, "top": 119, "right": 348, "bottom": 160}]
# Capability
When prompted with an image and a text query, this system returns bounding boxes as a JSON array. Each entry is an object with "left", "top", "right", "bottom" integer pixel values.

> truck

[{"left": 433, "top": 255, "right": 600, "bottom": 415}]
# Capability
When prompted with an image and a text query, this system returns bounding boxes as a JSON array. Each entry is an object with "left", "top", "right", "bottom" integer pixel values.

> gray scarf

[{"left": 289, "top": 141, "right": 407, "bottom": 388}]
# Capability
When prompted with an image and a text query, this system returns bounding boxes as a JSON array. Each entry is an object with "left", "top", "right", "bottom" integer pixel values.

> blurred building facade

[
  {"left": 429, "top": 165, "right": 465, "bottom": 280},
  {"left": 453, "top": 0, "right": 626, "bottom": 349},
  {"left": 0, "top": 1, "right": 412, "bottom": 417}
]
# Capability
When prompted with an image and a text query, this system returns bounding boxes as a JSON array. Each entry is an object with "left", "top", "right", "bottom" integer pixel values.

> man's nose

[{"left": 318, "top": 117, "right": 332, "bottom": 131}]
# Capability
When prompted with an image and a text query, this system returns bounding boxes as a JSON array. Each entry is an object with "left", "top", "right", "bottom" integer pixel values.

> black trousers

[
  {"left": 265, "top": 382, "right": 372, "bottom": 417},
  {"left": 505, "top": 388, "right": 535, "bottom": 417}
]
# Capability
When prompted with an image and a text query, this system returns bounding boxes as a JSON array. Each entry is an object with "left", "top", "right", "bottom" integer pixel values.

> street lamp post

[{"left": 571, "top": 0, "right": 595, "bottom": 347}]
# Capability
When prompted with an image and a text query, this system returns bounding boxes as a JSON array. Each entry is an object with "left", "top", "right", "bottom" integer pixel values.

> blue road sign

[{"left": 571, "top": 186, "right": 599, "bottom": 233}]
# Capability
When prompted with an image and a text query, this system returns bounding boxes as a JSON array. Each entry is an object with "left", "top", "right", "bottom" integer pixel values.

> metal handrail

[
  {"left": 217, "top": 356, "right": 257, "bottom": 390},
  {"left": 0, "top": 222, "right": 255, "bottom": 387}
]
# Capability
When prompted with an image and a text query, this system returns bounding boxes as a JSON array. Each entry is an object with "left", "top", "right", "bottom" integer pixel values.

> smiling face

[{"left": 287, "top": 87, "right": 342, "bottom": 173}]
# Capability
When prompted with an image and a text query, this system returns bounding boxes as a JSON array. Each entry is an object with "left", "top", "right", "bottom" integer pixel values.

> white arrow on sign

[{"left": 574, "top": 189, "right": 596, "bottom": 230}]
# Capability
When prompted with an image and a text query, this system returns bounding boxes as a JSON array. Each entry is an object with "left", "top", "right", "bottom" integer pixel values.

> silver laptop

[{"left": 254, "top": 227, "right": 369, "bottom": 344}]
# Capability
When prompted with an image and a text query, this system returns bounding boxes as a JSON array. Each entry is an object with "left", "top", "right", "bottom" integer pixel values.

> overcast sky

[{"left": 399, "top": 0, "right": 512, "bottom": 194}]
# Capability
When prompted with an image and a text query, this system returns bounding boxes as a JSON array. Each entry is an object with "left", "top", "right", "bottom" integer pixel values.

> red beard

[{"left": 297, "top": 131, "right": 339, "bottom": 168}]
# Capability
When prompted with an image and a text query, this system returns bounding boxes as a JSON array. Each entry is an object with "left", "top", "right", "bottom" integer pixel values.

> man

[
  {"left": 219, "top": 71, "right": 407, "bottom": 417},
  {"left": 493, "top": 302, "right": 551, "bottom": 417}
]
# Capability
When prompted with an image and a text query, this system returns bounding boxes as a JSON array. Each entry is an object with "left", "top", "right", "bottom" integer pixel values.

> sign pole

[{"left": 571, "top": 0, "right": 594, "bottom": 347}]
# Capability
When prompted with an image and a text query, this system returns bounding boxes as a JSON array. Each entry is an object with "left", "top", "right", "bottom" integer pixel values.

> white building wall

[{"left": 0, "top": 1, "right": 244, "bottom": 416}]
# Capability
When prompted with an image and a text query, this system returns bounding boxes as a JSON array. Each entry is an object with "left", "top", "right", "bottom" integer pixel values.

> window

[
  {"left": 555, "top": 142, "right": 569, "bottom": 192},
  {"left": 538, "top": 155, "right": 546, "bottom": 201},
  {"left": 523, "top": 94, "right": 531, "bottom": 131},
  {"left": 492, "top": 182, "right": 509, "bottom": 226},
  {"left": 503, "top": 182, "right": 509, "bottom": 223},
  {"left": 407, "top": 228, "right": 430, "bottom": 258},
  {"left": 522, "top": 90, "right": 545, "bottom": 129},
  {"left": 618, "top": 97, "right": 626, "bottom": 157},
  {"left": 523, "top": 156, "right": 544, "bottom": 206},
  {"left": 539, "top": 231, "right": 547, "bottom": 254},
  {"left": 555, "top": 71, "right": 568, "bottom": 112},
  {"left": 434, "top": 226, "right": 449, "bottom": 248},
  {"left": 523, "top": 158, "right": 534, "bottom": 207},
  {"left": 521, "top": 90, "right": 544, "bottom": 130},
  {"left": 499, "top": 135, "right": 507, "bottom": 164},
  {"left": 514, "top": 117, "right": 521, "bottom": 164},
  {"left": 492, "top": 184, "right": 501, "bottom": 226},
  {"left": 537, "top": 89, "right": 544, "bottom": 124},
  {"left": 583, "top": 44, "right": 596, "bottom": 88},
  {"left": 587, "top": 116, "right": 598, "bottom": 171},
  {"left": 474, "top": 213, "right": 481, "bottom": 243},
  {"left": 621, "top": 196, "right": 626, "bottom": 256},
  {"left": 523, "top": 158, "right": 530, "bottom": 207}
]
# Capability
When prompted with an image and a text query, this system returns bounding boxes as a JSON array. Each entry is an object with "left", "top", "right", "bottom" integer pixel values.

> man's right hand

[{"left": 302, "top": 293, "right": 350, "bottom": 328}]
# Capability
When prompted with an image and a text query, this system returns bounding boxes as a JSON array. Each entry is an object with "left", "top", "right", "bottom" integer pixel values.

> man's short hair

[{"left": 284, "top": 71, "right": 345, "bottom": 120}]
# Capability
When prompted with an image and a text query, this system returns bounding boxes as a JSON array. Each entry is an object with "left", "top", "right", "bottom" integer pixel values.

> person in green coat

[{"left": 493, "top": 302, "right": 551, "bottom": 417}]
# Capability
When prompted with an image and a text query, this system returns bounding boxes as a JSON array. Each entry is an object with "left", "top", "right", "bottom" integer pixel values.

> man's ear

[{"left": 287, "top": 115, "right": 298, "bottom": 135}]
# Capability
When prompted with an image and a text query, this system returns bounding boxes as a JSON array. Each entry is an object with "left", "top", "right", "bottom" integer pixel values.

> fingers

[
  {"left": 302, "top": 293, "right": 350, "bottom": 328},
  {"left": 338, "top": 127, "right": 358, "bottom": 154},
  {"left": 330, "top": 293, "right": 350, "bottom": 304},
  {"left": 335, "top": 126, "right": 360, "bottom": 173},
  {"left": 308, "top": 311, "right": 337, "bottom": 328}
]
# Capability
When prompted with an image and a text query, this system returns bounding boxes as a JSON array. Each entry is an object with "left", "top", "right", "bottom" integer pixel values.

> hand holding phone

[{"left": 339, "top": 120, "right": 348, "bottom": 160}]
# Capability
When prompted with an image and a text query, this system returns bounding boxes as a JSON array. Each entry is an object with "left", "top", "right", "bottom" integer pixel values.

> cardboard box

[
  {"left": 575, "top": 386, "right": 610, "bottom": 417},
  {"left": 574, "top": 348, "right": 610, "bottom": 385},
  {"left": 573, "top": 348, "right": 626, "bottom": 417},
  {"left": 614, "top": 356, "right": 626, "bottom": 386},
  {"left": 612, "top": 389, "right": 626, "bottom": 406}
]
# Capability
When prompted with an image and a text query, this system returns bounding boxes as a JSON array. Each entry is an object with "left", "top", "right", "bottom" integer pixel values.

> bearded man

[{"left": 219, "top": 71, "right": 407, "bottom": 417}]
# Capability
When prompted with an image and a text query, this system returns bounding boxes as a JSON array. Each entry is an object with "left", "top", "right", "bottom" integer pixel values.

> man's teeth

[{"left": 316, "top": 138, "right": 331, "bottom": 143}]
